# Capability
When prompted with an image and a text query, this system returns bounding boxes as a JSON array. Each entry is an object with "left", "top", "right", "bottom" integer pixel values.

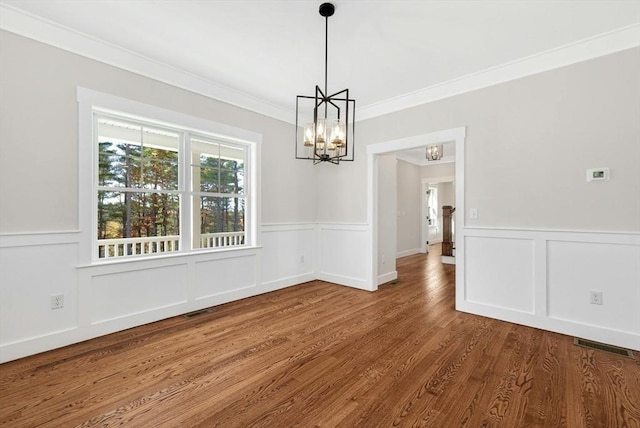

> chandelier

[
  {"left": 426, "top": 144, "right": 443, "bottom": 161},
  {"left": 295, "top": 2, "right": 355, "bottom": 164}
]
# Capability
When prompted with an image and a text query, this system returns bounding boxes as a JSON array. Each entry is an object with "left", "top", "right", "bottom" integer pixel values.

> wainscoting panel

[
  {"left": 90, "top": 264, "right": 189, "bottom": 324},
  {"left": 0, "top": 240, "right": 79, "bottom": 345},
  {"left": 547, "top": 240, "right": 640, "bottom": 334},
  {"left": 317, "top": 224, "right": 371, "bottom": 290},
  {"left": 465, "top": 236, "right": 535, "bottom": 314},
  {"left": 195, "top": 254, "right": 257, "bottom": 299},
  {"left": 458, "top": 228, "right": 640, "bottom": 351},
  {"left": 261, "top": 224, "right": 315, "bottom": 288}
]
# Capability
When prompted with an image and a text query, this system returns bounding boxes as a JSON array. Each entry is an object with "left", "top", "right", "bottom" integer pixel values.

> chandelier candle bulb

[
  {"left": 316, "top": 118, "right": 326, "bottom": 143},
  {"left": 331, "top": 119, "right": 345, "bottom": 146},
  {"left": 303, "top": 123, "right": 315, "bottom": 147}
]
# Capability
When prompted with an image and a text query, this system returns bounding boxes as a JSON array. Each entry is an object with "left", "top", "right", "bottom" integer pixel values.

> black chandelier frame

[{"left": 295, "top": 2, "right": 356, "bottom": 165}]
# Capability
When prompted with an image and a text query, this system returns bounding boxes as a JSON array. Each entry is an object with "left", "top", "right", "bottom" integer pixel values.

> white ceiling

[{"left": 1, "top": 0, "right": 639, "bottom": 138}]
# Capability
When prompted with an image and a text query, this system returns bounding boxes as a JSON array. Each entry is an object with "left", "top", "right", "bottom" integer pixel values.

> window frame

[{"left": 78, "top": 87, "right": 261, "bottom": 265}]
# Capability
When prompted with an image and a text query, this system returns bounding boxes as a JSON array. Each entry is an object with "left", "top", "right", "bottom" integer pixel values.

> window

[{"left": 94, "top": 112, "right": 251, "bottom": 260}]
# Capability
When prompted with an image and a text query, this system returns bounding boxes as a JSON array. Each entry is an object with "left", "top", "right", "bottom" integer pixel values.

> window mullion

[
  {"left": 181, "top": 131, "right": 192, "bottom": 253},
  {"left": 92, "top": 112, "right": 100, "bottom": 261}
]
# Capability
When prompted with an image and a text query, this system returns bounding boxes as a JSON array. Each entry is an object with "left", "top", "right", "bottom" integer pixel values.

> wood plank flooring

[{"left": 1, "top": 248, "right": 639, "bottom": 427}]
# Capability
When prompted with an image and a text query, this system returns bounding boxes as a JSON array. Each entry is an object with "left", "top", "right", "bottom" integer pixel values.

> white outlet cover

[{"left": 51, "top": 294, "right": 64, "bottom": 309}]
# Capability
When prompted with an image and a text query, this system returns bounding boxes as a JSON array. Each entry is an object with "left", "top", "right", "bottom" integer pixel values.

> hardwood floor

[{"left": 1, "top": 248, "right": 639, "bottom": 427}]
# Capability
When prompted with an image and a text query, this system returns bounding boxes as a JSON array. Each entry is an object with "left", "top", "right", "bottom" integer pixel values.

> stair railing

[{"left": 442, "top": 205, "right": 456, "bottom": 257}]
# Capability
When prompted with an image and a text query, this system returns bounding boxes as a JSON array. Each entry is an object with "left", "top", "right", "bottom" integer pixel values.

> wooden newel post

[{"left": 442, "top": 205, "right": 455, "bottom": 257}]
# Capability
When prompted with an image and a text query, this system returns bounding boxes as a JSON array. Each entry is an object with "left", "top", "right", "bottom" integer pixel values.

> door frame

[{"left": 366, "top": 126, "right": 466, "bottom": 290}]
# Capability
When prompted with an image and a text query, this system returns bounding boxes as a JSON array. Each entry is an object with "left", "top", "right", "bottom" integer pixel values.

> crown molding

[
  {"left": 357, "top": 24, "right": 640, "bottom": 121},
  {"left": 1, "top": 3, "right": 638, "bottom": 124},
  {"left": 0, "top": 3, "right": 294, "bottom": 123}
]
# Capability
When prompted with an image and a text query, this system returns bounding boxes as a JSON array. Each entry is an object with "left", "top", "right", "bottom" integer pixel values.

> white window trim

[{"left": 77, "top": 87, "right": 261, "bottom": 265}]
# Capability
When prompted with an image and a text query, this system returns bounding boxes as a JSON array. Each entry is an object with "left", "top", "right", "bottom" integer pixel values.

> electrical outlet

[
  {"left": 51, "top": 294, "right": 64, "bottom": 309},
  {"left": 590, "top": 291, "right": 603, "bottom": 305},
  {"left": 300, "top": 255, "right": 305, "bottom": 263}
]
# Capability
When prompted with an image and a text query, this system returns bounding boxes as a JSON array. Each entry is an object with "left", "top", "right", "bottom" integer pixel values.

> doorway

[{"left": 366, "top": 127, "right": 466, "bottom": 290}]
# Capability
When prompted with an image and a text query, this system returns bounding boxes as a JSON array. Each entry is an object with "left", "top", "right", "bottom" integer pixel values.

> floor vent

[
  {"left": 184, "top": 308, "right": 214, "bottom": 319},
  {"left": 574, "top": 338, "right": 634, "bottom": 358}
]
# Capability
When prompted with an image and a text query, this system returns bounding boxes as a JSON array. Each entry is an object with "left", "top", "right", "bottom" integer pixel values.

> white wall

[
  {"left": 420, "top": 163, "right": 455, "bottom": 182},
  {"left": 340, "top": 49, "right": 640, "bottom": 232},
  {"left": 440, "top": 182, "right": 454, "bottom": 207},
  {"left": 377, "top": 154, "right": 398, "bottom": 284},
  {"left": 397, "top": 160, "right": 421, "bottom": 257}
]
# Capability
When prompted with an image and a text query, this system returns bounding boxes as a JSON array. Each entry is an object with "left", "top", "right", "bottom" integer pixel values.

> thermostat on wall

[{"left": 586, "top": 168, "right": 610, "bottom": 182}]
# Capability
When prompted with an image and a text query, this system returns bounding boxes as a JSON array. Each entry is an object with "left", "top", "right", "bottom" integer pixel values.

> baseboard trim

[
  {"left": 441, "top": 255, "right": 456, "bottom": 264},
  {"left": 377, "top": 271, "right": 398, "bottom": 286},
  {"left": 260, "top": 273, "right": 315, "bottom": 291},
  {"left": 317, "top": 272, "right": 373, "bottom": 291},
  {"left": 457, "top": 296, "right": 640, "bottom": 351},
  {"left": 396, "top": 248, "right": 421, "bottom": 259}
]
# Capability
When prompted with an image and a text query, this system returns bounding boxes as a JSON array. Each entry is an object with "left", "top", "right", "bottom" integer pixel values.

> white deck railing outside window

[
  {"left": 199, "top": 232, "right": 245, "bottom": 248},
  {"left": 98, "top": 231, "right": 245, "bottom": 259}
]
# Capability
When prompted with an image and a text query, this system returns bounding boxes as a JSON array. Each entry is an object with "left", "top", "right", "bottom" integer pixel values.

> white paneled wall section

[
  {"left": 261, "top": 223, "right": 315, "bottom": 288},
  {"left": 0, "top": 223, "right": 371, "bottom": 362},
  {"left": 3, "top": 223, "right": 638, "bottom": 362},
  {"left": 316, "top": 223, "right": 372, "bottom": 291},
  {"left": 0, "top": 230, "right": 265, "bottom": 363},
  {"left": 457, "top": 227, "right": 640, "bottom": 351}
]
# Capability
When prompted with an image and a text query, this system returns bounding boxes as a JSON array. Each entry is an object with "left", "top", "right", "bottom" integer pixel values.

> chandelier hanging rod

[{"left": 321, "top": 2, "right": 332, "bottom": 99}]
